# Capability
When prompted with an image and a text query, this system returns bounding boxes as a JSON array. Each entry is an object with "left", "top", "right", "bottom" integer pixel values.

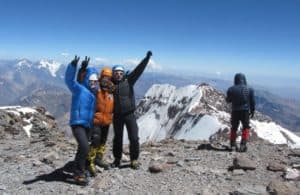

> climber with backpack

[{"left": 226, "top": 73, "right": 255, "bottom": 152}]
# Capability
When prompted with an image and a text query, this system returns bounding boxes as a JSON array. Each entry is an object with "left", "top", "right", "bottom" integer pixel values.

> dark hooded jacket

[
  {"left": 65, "top": 64, "right": 98, "bottom": 128},
  {"left": 226, "top": 73, "right": 255, "bottom": 113},
  {"left": 113, "top": 56, "right": 150, "bottom": 115}
]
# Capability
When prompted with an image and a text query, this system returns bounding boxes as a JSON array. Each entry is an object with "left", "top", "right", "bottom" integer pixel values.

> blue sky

[{"left": 0, "top": 0, "right": 299, "bottom": 85}]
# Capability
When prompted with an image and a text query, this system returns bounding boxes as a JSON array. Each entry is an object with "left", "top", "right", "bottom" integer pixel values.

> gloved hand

[
  {"left": 81, "top": 56, "right": 90, "bottom": 69},
  {"left": 146, "top": 51, "right": 152, "bottom": 58},
  {"left": 71, "top": 55, "right": 80, "bottom": 67},
  {"left": 77, "top": 56, "right": 90, "bottom": 83},
  {"left": 250, "top": 111, "right": 255, "bottom": 118}
]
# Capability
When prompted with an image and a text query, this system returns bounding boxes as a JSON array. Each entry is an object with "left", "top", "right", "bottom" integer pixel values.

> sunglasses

[
  {"left": 89, "top": 80, "right": 99, "bottom": 85},
  {"left": 114, "top": 71, "right": 124, "bottom": 76}
]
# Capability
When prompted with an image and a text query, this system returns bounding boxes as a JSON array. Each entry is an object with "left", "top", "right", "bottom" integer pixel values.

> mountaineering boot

[
  {"left": 130, "top": 160, "right": 141, "bottom": 170},
  {"left": 86, "top": 146, "right": 97, "bottom": 177},
  {"left": 111, "top": 159, "right": 121, "bottom": 168},
  {"left": 239, "top": 128, "right": 250, "bottom": 152},
  {"left": 239, "top": 139, "right": 247, "bottom": 152},
  {"left": 73, "top": 170, "right": 89, "bottom": 186},
  {"left": 95, "top": 144, "right": 110, "bottom": 170},
  {"left": 230, "top": 140, "right": 237, "bottom": 151}
]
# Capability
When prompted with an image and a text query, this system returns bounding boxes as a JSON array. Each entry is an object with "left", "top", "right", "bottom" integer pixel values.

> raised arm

[
  {"left": 127, "top": 51, "right": 152, "bottom": 85},
  {"left": 65, "top": 55, "right": 80, "bottom": 92}
]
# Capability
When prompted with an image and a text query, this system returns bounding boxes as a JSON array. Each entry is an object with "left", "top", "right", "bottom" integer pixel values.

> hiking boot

[
  {"left": 130, "top": 160, "right": 141, "bottom": 170},
  {"left": 95, "top": 156, "right": 110, "bottom": 170},
  {"left": 239, "top": 140, "right": 247, "bottom": 152},
  {"left": 73, "top": 172, "right": 89, "bottom": 186},
  {"left": 111, "top": 159, "right": 121, "bottom": 168},
  {"left": 230, "top": 140, "right": 237, "bottom": 148}
]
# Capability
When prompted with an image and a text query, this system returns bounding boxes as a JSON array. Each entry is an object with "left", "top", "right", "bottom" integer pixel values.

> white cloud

[
  {"left": 61, "top": 52, "right": 70, "bottom": 57},
  {"left": 123, "top": 58, "right": 162, "bottom": 71},
  {"left": 94, "top": 57, "right": 109, "bottom": 65},
  {"left": 216, "top": 71, "right": 222, "bottom": 76}
]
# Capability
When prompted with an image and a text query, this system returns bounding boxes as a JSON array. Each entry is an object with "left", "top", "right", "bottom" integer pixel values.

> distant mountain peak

[
  {"left": 135, "top": 83, "right": 300, "bottom": 148},
  {"left": 37, "top": 59, "right": 62, "bottom": 77},
  {"left": 16, "top": 59, "right": 32, "bottom": 67}
]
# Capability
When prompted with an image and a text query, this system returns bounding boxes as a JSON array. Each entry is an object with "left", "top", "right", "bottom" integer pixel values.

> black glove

[
  {"left": 77, "top": 56, "right": 90, "bottom": 83},
  {"left": 146, "top": 51, "right": 152, "bottom": 58},
  {"left": 81, "top": 56, "right": 90, "bottom": 69},
  {"left": 71, "top": 55, "right": 80, "bottom": 67},
  {"left": 250, "top": 111, "right": 254, "bottom": 118}
]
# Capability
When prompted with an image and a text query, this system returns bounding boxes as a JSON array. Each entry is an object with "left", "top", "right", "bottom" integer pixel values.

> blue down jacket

[{"left": 65, "top": 64, "right": 98, "bottom": 128}]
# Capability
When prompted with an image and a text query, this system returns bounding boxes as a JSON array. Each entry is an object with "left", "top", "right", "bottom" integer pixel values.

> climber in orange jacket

[{"left": 87, "top": 67, "right": 114, "bottom": 176}]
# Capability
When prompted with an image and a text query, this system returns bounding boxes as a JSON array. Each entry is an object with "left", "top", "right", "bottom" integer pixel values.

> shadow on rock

[
  {"left": 23, "top": 161, "right": 78, "bottom": 185},
  {"left": 197, "top": 143, "right": 232, "bottom": 152}
]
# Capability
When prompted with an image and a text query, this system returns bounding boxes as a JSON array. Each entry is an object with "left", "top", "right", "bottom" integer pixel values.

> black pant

[
  {"left": 71, "top": 125, "right": 90, "bottom": 174},
  {"left": 91, "top": 125, "right": 109, "bottom": 147},
  {"left": 113, "top": 112, "right": 139, "bottom": 161},
  {"left": 231, "top": 110, "right": 250, "bottom": 130}
]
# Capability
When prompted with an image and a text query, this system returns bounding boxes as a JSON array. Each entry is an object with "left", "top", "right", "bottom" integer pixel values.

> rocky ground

[{"left": 1, "top": 107, "right": 300, "bottom": 194}]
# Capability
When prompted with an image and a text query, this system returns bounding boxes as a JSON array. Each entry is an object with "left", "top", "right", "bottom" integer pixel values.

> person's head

[
  {"left": 112, "top": 65, "right": 125, "bottom": 82},
  {"left": 100, "top": 67, "right": 113, "bottom": 80},
  {"left": 234, "top": 73, "right": 247, "bottom": 85},
  {"left": 81, "top": 67, "right": 99, "bottom": 94},
  {"left": 88, "top": 73, "right": 99, "bottom": 91},
  {"left": 99, "top": 67, "right": 114, "bottom": 92}
]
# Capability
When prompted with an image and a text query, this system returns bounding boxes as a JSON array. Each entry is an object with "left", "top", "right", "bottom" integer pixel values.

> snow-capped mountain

[
  {"left": 1, "top": 58, "right": 300, "bottom": 134},
  {"left": 0, "top": 59, "right": 67, "bottom": 105},
  {"left": 16, "top": 59, "right": 33, "bottom": 68},
  {"left": 135, "top": 83, "right": 300, "bottom": 148},
  {"left": 14, "top": 58, "right": 63, "bottom": 77},
  {"left": 37, "top": 59, "right": 62, "bottom": 77}
]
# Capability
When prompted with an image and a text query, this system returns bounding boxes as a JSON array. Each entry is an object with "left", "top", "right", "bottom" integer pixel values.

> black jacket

[
  {"left": 113, "top": 56, "right": 150, "bottom": 115},
  {"left": 226, "top": 73, "right": 255, "bottom": 113}
]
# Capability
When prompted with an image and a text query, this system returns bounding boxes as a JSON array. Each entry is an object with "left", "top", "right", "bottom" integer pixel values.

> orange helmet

[{"left": 100, "top": 67, "right": 112, "bottom": 78}]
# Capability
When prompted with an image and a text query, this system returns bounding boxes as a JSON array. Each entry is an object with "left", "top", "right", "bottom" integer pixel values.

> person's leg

[
  {"left": 87, "top": 126, "right": 101, "bottom": 176},
  {"left": 95, "top": 125, "right": 110, "bottom": 169},
  {"left": 100, "top": 125, "right": 109, "bottom": 146},
  {"left": 240, "top": 111, "right": 250, "bottom": 152},
  {"left": 71, "top": 125, "right": 89, "bottom": 185},
  {"left": 230, "top": 111, "right": 239, "bottom": 148},
  {"left": 112, "top": 116, "right": 124, "bottom": 167},
  {"left": 124, "top": 113, "right": 140, "bottom": 169},
  {"left": 91, "top": 126, "right": 102, "bottom": 147}
]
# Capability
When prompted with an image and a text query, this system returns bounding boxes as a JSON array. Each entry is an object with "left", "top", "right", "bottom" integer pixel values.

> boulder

[
  {"left": 284, "top": 168, "right": 300, "bottom": 181},
  {"left": 230, "top": 156, "right": 256, "bottom": 171},
  {"left": 267, "top": 180, "right": 298, "bottom": 195},
  {"left": 148, "top": 160, "right": 171, "bottom": 173},
  {"left": 267, "top": 162, "right": 286, "bottom": 172}
]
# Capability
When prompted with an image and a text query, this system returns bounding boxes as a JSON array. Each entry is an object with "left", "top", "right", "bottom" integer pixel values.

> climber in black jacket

[
  {"left": 111, "top": 51, "right": 152, "bottom": 169},
  {"left": 226, "top": 73, "right": 255, "bottom": 152}
]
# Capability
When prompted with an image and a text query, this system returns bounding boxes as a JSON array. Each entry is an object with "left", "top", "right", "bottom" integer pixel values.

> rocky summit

[{"left": 0, "top": 106, "right": 300, "bottom": 194}]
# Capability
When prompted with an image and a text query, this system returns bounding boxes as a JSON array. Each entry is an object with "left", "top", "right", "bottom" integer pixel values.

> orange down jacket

[{"left": 93, "top": 89, "right": 114, "bottom": 126}]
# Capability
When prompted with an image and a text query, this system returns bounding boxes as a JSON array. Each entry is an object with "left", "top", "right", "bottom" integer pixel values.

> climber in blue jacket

[{"left": 65, "top": 55, "right": 98, "bottom": 186}]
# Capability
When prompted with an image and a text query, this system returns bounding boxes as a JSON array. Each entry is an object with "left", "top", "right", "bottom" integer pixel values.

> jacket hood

[
  {"left": 82, "top": 67, "right": 99, "bottom": 90},
  {"left": 234, "top": 73, "right": 247, "bottom": 85}
]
